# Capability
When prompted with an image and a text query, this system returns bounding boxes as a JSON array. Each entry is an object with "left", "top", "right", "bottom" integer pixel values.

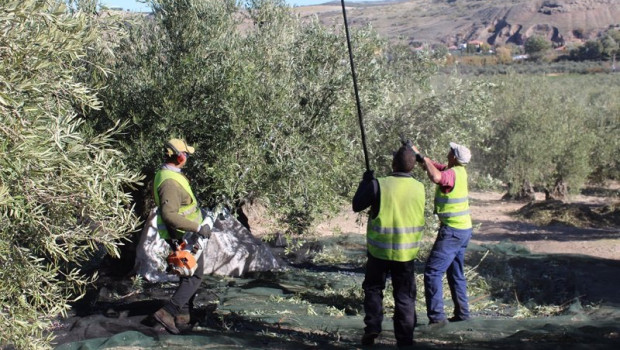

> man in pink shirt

[{"left": 413, "top": 142, "right": 473, "bottom": 327}]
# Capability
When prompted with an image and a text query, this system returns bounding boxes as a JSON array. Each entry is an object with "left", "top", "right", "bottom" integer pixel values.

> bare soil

[
  {"left": 296, "top": 189, "right": 619, "bottom": 261},
  {"left": 295, "top": 0, "right": 620, "bottom": 46},
  {"left": 469, "top": 191, "right": 619, "bottom": 260}
]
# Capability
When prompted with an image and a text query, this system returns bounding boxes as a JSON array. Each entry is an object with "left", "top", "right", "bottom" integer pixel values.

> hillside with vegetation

[{"left": 298, "top": 0, "right": 620, "bottom": 47}]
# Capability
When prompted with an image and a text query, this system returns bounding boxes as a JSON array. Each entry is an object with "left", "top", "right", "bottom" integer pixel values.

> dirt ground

[
  {"left": 308, "top": 189, "right": 619, "bottom": 261},
  {"left": 468, "top": 191, "right": 619, "bottom": 260},
  {"left": 52, "top": 188, "right": 620, "bottom": 350}
]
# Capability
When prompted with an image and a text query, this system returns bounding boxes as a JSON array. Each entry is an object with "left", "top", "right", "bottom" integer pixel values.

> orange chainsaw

[
  {"left": 166, "top": 238, "right": 204, "bottom": 276},
  {"left": 166, "top": 212, "right": 214, "bottom": 276}
]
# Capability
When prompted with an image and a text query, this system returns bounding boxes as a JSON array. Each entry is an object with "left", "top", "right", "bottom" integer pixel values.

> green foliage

[
  {"left": 89, "top": 0, "right": 450, "bottom": 233},
  {"left": 609, "top": 29, "right": 620, "bottom": 43},
  {"left": 89, "top": 0, "right": 245, "bottom": 209},
  {"left": 580, "top": 75, "right": 620, "bottom": 182},
  {"left": 223, "top": 0, "right": 362, "bottom": 233},
  {"left": 600, "top": 34, "right": 618, "bottom": 60},
  {"left": 481, "top": 74, "right": 619, "bottom": 195},
  {"left": 362, "top": 46, "right": 494, "bottom": 165},
  {"left": 468, "top": 172, "right": 504, "bottom": 191},
  {"left": 579, "top": 40, "right": 603, "bottom": 60},
  {"left": 444, "top": 60, "right": 612, "bottom": 75},
  {"left": 0, "top": 0, "right": 141, "bottom": 348},
  {"left": 568, "top": 30, "right": 619, "bottom": 62},
  {"left": 364, "top": 56, "right": 495, "bottom": 214},
  {"left": 431, "top": 43, "right": 449, "bottom": 59},
  {"left": 524, "top": 35, "right": 551, "bottom": 60},
  {"left": 524, "top": 35, "right": 551, "bottom": 53}
]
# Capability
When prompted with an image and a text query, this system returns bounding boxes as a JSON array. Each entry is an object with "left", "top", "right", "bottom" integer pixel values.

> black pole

[{"left": 341, "top": 0, "right": 370, "bottom": 171}]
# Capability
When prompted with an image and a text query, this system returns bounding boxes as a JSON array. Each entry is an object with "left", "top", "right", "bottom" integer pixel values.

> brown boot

[
  {"left": 175, "top": 313, "right": 191, "bottom": 326},
  {"left": 175, "top": 313, "right": 192, "bottom": 331},
  {"left": 153, "top": 308, "right": 180, "bottom": 334}
]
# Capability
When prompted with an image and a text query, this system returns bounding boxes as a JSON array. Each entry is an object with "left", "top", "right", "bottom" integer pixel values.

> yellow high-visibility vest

[
  {"left": 434, "top": 166, "right": 472, "bottom": 229},
  {"left": 367, "top": 176, "right": 425, "bottom": 262},
  {"left": 153, "top": 169, "right": 202, "bottom": 239}
]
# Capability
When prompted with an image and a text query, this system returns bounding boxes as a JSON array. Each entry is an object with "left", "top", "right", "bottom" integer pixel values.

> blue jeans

[{"left": 424, "top": 225, "right": 472, "bottom": 322}]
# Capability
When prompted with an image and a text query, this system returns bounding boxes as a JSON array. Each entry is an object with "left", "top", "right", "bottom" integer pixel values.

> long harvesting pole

[{"left": 341, "top": 0, "right": 370, "bottom": 171}]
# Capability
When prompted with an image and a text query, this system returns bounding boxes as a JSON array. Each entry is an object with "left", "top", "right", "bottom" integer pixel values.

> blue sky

[{"left": 100, "top": 1, "right": 382, "bottom": 12}]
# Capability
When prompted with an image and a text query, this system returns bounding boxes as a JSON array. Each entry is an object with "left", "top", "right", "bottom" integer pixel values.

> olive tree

[
  {"left": 87, "top": 0, "right": 493, "bottom": 234},
  {"left": 600, "top": 33, "right": 619, "bottom": 63},
  {"left": 580, "top": 75, "right": 620, "bottom": 183},
  {"left": 524, "top": 35, "right": 551, "bottom": 61},
  {"left": 0, "top": 0, "right": 141, "bottom": 348},
  {"left": 90, "top": 0, "right": 402, "bottom": 233},
  {"left": 483, "top": 74, "right": 602, "bottom": 199}
]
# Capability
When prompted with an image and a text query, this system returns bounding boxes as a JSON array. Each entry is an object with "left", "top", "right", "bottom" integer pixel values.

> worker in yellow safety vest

[
  {"left": 413, "top": 142, "right": 473, "bottom": 328},
  {"left": 151, "top": 138, "right": 212, "bottom": 335},
  {"left": 352, "top": 142, "right": 425, "bottom": 347}
]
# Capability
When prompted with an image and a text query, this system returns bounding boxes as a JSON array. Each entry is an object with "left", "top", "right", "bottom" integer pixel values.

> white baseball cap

[{"left": 449, "top": 142, "right": 471, "bottom": 165}]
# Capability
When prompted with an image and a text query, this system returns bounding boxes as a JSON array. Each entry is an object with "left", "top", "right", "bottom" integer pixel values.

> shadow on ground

[
  {"left": 53, "top": 236, "right": 620, "bottom": 350},
  {"left": 472, "top": 220, "right": 619, "bottom": 242},
  {"left": 468, "top": 243, "right": 620, "bottom": 307}
]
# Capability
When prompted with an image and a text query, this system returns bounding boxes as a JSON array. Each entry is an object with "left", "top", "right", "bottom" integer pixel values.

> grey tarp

[{"left": 133, "top": 208, "right": 281, "bottom": 282}]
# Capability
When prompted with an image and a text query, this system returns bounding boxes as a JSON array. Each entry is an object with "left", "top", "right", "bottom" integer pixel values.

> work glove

[
  {"left": 415, "top": 153, "right": 425, "bottom": 163},
  {"left": 363, "top": 169, "right": 375, "bottom": 181},
  {"left": 410, "top": 144, "right": 425, "bottom": 163},
  {"left": 197, "top": 224, "right": 212, "bottom": 239}
]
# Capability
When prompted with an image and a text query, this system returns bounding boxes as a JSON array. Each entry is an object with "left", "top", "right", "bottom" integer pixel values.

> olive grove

[
  {"left": 481, "top": 74, "right": 619, "bottom": 199},
  {"left": 1, "top": 0, "right": 618, "bottom": 348},
  {"left": 88, "top": 0, "right": 496, "bottom": 230}
]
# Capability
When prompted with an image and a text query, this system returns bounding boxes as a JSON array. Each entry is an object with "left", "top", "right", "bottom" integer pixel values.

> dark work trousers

[
  {"left": 424, "top": 225, "right": 472, "bottom": 322},
  {"left": 363, "top": 253, "right": 417, "bottom": 347},
  {"left": 163, "top": 251, "right": 204, "bottom": 316}
]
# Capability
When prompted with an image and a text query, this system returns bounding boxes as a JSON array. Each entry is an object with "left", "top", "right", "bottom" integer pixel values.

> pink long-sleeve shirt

[{"left": 430, "top": 160, "right": 455, "bottom": 194}]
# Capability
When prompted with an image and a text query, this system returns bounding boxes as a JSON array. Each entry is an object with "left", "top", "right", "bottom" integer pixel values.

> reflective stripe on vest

[
  {"left": 153, "top": 169, "right": 202, "bottom": 239},
  {"left": 367, "top": 238, "right": 422, "bottom": 250},
  {"left": 369, "top": 225, "right": 424, "bottom": 234},
  {"left": 434, "top": 166, "right": 472, "bottom": 229},
  {"left": 434, "top": 196, "right": 468, "bottom": 204},
  {"left": 367, "top": 176, "right": 425, "bottom": 262},
  {"left": 437, "top": 209, "right": 471, "bottom": 218}
]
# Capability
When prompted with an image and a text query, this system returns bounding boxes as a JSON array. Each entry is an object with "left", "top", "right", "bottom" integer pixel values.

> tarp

[
  {"left": 133, "top": 208, "right": 281, "bottom": 282},
  {"left": 54, "top": 239, "right": 620, "bottom": 349}
]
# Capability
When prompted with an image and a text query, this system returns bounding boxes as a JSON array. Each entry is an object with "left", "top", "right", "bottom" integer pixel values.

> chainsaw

[{"left": 166, "top": 211, "right": 215, "bottom": 276}]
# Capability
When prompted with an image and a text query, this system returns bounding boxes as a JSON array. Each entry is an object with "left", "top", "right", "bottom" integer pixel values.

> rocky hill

[{"left": 294, "top": 0, "right": 620, "bottom": 47}]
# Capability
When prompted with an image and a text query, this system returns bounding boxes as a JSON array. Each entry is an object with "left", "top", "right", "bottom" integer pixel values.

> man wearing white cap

[{"left": 412, "top": 142, "right": 473, "bottom": 327}]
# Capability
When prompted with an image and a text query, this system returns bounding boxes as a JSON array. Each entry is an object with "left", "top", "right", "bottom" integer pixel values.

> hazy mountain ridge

[{"left": 295, "top": 0, "right": 620, "bottom": 47}]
